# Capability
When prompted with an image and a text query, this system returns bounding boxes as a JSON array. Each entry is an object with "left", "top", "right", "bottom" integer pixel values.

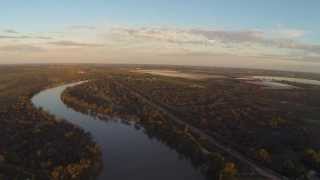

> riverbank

[
  {"left": 61, "top": 73, "right": 319, "bottom": 179},
  {"left": 38, "top": 81, "right": 208, "bottom": 180},
  {"left": 31, "top": 82, "right": 103, "bottom": 180},
  {"left": 0, "top": 66, "right": 102, "bottom": 180},
  {"left": 61, "top": 79, "right": 267, "bottom": 180}
]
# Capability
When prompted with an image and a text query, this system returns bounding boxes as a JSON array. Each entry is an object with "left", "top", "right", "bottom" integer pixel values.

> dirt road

[{"left": 116, "top": 81, "right": 285, "bottom": 180}]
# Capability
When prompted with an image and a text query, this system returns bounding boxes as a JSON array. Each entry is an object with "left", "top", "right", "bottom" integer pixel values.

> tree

[
  {"left": 303, "top": 148, "right": 320, "bottom": 170},
  {"left": 281, "top": 160, "right": 307, "bottom": 179},
  {"left": 221, "top": 162, "right": 237, "bottom": 180},
  {"left": 270, "top": 117, "right": 286, "bottom": 128},
  {"left": 207, "top": 152, "right": 225, "bottom": 179},
  {"left": 256, "top": 148, "right": 272, "bottom": 163},
  {"left": 0, "top": 154, "right": 4, "bottom": 163}
]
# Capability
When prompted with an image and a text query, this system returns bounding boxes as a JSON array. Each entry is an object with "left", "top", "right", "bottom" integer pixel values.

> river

[{"left": 31, "top": 82, "right": 206, "bottom": 180}]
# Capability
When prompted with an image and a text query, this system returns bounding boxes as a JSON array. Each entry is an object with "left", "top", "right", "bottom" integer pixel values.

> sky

[{"left": 0, "top": 0, "right": 320, "bottom": 72}]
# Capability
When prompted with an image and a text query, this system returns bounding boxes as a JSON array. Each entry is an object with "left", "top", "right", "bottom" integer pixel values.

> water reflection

[
  {"left": 31, "top": 82, "right": 206, "bottom": 180},
  {"left": 251, "top": 76, "right": 320, "bottom": 86},
  {"left": 238, "top": 76, "right": 320, "bottom": 89}
]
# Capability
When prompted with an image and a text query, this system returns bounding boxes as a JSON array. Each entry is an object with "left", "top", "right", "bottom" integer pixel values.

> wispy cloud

[
  {"left": 0, "top": 25, "right": 319, "bottom": 67},
  {"left": 0, "top": 44, "right": 45, "bottom": 52},
  {"left": 35, "top": 36, "right": 53, "bottom": 40},
  {"left": 68, "top": 25, "right": 96, "bottom": 30},
  {"left": 281, "top": 41, "right": 320, "bottom": 55},
  {"left": 109, "top": 26, "right": 320, "bottom": 57},
  {"left": 3, "top": 29, "right": 18, "bottom": 34},
  {"left": 0, "top": 35, "right": 52, "bottom": 40},
  {"left": 268, "top": 26, "right": 306, "bottom": 39},
  {"left": 0, "top": 35, "right": 31, "bottom": 39},
  {"left": 49, "top": 40, "right": 103, "bottom": 47},
  {"left": 111, "top": 27, "right": 208, "bottom": 45},
  {"left": 190, "top": 29, "right": 264, "bottom": 43}
]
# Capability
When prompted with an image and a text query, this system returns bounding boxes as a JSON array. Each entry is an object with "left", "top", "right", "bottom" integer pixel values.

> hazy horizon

[{"left": 1, "top": 1, "right": 319, "bottom": 73}]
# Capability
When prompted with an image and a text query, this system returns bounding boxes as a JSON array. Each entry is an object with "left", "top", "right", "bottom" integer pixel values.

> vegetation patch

[{"left": 0, "top": 66, "right": 102, "bottom": 180}]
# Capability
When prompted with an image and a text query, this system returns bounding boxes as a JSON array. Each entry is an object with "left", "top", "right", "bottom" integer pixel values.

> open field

[{"left": 134, "top": 69, "right": 227, "bottom": 80}]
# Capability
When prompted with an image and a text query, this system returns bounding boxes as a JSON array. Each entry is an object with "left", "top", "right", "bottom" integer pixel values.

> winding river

[{"left": 31, "top": 82, "right": 206, "bottom": 180}]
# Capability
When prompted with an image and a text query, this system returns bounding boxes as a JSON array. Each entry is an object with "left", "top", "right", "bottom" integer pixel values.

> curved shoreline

[
  {"left": 32, "top": 81, "right": 207, "bottom": 180},
  {"left": 31, "top": 81, "right": 102, "bottom": 180}
]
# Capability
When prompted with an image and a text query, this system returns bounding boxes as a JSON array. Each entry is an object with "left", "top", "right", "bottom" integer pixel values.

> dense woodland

[
  {"left": 0, "top": 66, "right": 101, "bottom": 180},
  {"left": 63, "top": 71, "right": 320, "bottom": 179},
  {"left": 115, "top": 73, "right": 320, "bottom": 178},
  {"left": 1, "top": 65, "right": 320, "bottom": 179},
  {"left": 62, "top": 79, "right": 244, "bottom": 180}
]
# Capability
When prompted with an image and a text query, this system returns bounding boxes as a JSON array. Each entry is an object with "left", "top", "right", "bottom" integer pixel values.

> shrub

[
  {"left": 221, "top": 162, "right": 237, "bottom": 180},
  {"left": 255, "top": 148, "right": 272, "bottom": 163}
]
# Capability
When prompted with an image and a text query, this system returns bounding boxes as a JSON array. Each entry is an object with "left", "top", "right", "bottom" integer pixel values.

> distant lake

[
  {"left": 238, "top": 76, "right": 320, "bottom": 89},
  {"left": 251, "top": 76, "right": 320, "bottom": 86},
  {"left": 246, "top": 80, "right": 296, "bottom": 89},
  {"left": 31, "top": 82, "right": 206, "bottom": 180}
]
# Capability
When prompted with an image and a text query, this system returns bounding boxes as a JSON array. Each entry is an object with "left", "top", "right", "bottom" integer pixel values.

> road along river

[{"left": 31, "top": 82, "right": 206, "bottom": 180}]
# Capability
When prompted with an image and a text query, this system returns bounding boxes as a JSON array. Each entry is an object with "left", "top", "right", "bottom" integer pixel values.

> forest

[
  {"left": 115, "top": 72, "right": 320, "bottom": 178},
  {"left": 62, "top": 78, "right": 242, "bottom": 180},
  {"left": 62, "top": 69, "right": 320, "bottom": 179},
  {"left": 2, "top": 64, "right": 320, "bottom": 179},
  {"left": 0, "top": 65, "right": 101, "bottom": 180}
]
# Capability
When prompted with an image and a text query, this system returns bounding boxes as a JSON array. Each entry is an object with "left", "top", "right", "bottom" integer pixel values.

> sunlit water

[
  {"left": 246, "top": 80, "right": 296, "bottom": 89},
  {"left": 251, "top": 76, "right": 320, "bottom": 86},
  {"left": 31, "top": 82, "right": 206, "bottom": 180},
  {"left": 238, "top": 76, "right": 320, "bottom": 89}
]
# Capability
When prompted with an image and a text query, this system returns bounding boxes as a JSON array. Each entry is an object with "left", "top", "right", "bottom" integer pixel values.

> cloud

[
  {"left": 0, "top": 35, "right": 31, "bottom": 39},
  {"left": 0, "top": 25, "right": 318, "bottom": 66},
  {"left": 69, "top": 25, "right": 96, "bottom": 30},
  {"left": 3, "top": 29, "right": 18, "bottom": 34},
  {"left": 190, "top": 29, "right": 264, "bottom": 43},
  {"left": 35, "top": 36, "right": 53, "bottom": 40},
  {"left": 0, "top": 35, "right": 52, "bottom": 40},
  {"left": 111, "top": 27, "right": 208, "bottom": 45},
  {"left": 110, "top": 27, "right": 320, "bottom": 57},
  {"left": 49, "top": 40, "right": 103, "bottom": 47},
  {"left": 0, "top": 44, "right": 45, "bottom": 52},
  {"left": 283, "top": 41, "right": 320, "bottom": 55},
  {"left": 271, "top": 29, "right": 305, "bottom": 39}
]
